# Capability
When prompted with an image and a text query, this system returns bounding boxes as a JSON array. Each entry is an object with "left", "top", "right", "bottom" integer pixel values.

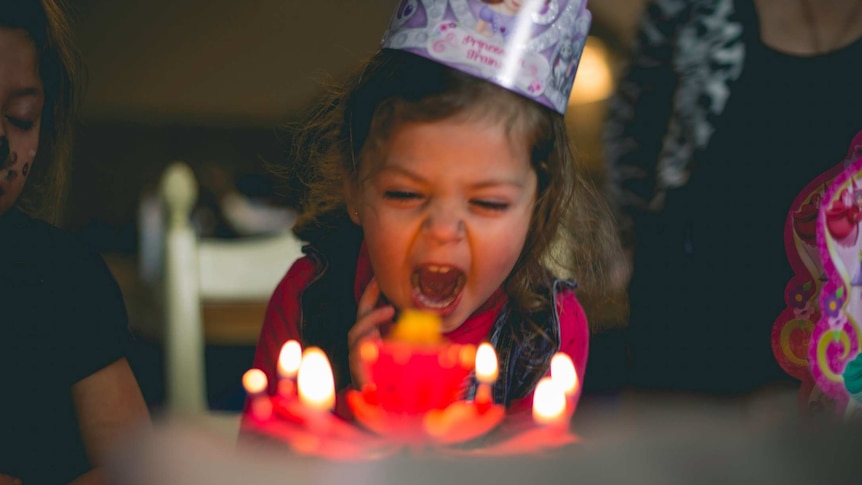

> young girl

[
  {"left": 1, "top": 1, "right": 150, "bottom": 483},
  {"left": 245, "top": 0, "right": 613, "bottom": 421}
]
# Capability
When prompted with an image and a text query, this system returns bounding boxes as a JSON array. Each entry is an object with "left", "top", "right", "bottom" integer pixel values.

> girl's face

[
  {"left": 349, "top": 116, "right": 537, "bottom": 332},
  {"left": 0, "top": 28, "right": 43, "bottom": 217}
]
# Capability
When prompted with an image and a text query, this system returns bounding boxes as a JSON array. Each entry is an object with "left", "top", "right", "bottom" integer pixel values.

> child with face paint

[
  {"left": 1, "top": 1, "right": 150, "bottom": 483},
  {"left": 243, "top": 0, "right": 612, "bottom": 423}
]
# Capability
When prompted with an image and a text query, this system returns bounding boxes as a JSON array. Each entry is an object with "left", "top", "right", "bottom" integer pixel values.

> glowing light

[
  {"left": 550, "top": 353, "right": 578, "bottom": 396},
  {"left": 242, "top": 368, "right": 268, "bottom": 395},
  {"left": 359, "top": 340, "right": 379, "bottom": 363},
  {"left": 532, "top": 377, "right": 566, "bottom": 425},
  {"left": 459, "top": 345, "right": 477, "bottom": 369},
  {"left": 475, "top": 343, "right": 499, "bottom": 384},
  {"left": 389, "top": 309, "right": 442, "bottom": 344},
  {"left": 569, "top": 36, "right": 614, "bottom": 105},
  {"left": 278, "top": 340, "right": 303, "bottom": 379},
  {"left": 297, "top": 347, "right": 336, "bottom": 411}
]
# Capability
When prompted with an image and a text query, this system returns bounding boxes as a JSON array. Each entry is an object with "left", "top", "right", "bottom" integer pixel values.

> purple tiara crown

[{"left": 381, "top": 0, "right": 592, "bottom": 114}]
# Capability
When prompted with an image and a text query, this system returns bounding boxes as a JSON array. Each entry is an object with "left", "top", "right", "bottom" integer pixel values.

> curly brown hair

[
  {"left": 1, "top": 0, "right": 82, "bottom": 224},
  {"left": 283, "top": 49, "right": 617, "bottom": 319}
]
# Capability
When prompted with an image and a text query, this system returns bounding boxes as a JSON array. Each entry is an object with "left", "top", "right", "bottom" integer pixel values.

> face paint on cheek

[
  {"left": 0, "top": 144, "right": 13, "bottom": 170},
  {"left": 22, "top": 162, "right": 29, "bottom": 177},
  {"left": 1, "top": 151, "right": 21, "bottom": 176}
]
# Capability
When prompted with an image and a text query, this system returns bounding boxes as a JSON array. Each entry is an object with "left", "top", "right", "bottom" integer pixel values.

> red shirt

[{"left": 243, "top": 244, "right": 589, "bottom": 421}]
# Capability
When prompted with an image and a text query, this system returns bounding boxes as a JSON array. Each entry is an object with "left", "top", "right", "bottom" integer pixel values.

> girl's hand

[
  {"left": 0, "top": 473, "right": 22, "bottom": 485},
  {"left": 348, "top": 278, "right": 395, "bottom": 388}
]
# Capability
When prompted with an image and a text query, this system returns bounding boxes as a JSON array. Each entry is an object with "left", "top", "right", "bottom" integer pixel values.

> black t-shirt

[
  {"left": 627, "top": 0, "right": 862, "bottom": 393},
  {"left": 0, "top": 208, "right": 131, "bottom": 484}
]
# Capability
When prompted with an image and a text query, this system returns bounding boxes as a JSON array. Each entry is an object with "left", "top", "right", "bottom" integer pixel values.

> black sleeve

[{"left": 55, "top": 239, "right": 132, "bottom": 385}]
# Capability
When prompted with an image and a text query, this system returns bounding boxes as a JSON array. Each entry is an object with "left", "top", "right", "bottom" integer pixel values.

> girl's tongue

[{"left": 412, "top": 265, "right": 465, "bottom": 307}]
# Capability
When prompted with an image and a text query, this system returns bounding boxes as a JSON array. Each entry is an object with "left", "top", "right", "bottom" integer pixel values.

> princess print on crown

[
  {"left": 381, "top": 0, "right": 592, "bottom": 114},
  {"left": 475, "top": 0, "right": 535, "bottom": 39}
]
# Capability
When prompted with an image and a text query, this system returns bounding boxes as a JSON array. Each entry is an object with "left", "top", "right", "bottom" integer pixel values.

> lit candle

[
  {"left": 550, "top": 353, "right": 579, "bottom": 397},
  {"left": 242, "top": 368, "right": 273, "bottom": 420},
  {"left": 277, "top": 340, "right": 303, "bottom": 398},
  {"left": 474, "top": 343, "right": 498, "bottom": 413},
  {"left": 532, "top": 376, "right": 566, "bottom": 427},
  {"left": 297, "top": 347, "right": 336, "bottom": 412}
]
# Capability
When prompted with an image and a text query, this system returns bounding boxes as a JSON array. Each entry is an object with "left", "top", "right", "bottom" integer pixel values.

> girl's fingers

[
  {"left": 356, "top": 277, "right": 381, "bottom": 317},
  {"left": 349, "top": 278, "right": 396, "bottom": 388},
  {"left": 348, "top": 305, "right": 395, "bottom": 350},
  {"left": 350, "top": 277, "right": 396, "bottom": 349}
]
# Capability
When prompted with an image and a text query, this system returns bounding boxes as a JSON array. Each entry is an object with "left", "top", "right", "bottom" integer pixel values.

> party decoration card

[
  {"left": 772, "top": 130, "right": 862, "bottom": 416},
  {"left": 812, "top": 131, "right": 862, "bottom": 413},
  {"left": 771, "top": 158, "right": 843, "bottom": 414}
]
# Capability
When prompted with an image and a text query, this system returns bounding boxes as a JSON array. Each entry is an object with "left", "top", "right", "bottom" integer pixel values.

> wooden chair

[{"left": 159, "top": 162, "right": 304, "bottom": 436}]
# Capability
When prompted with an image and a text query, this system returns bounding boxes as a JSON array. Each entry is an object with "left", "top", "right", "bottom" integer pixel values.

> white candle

[
  {"left": 474, "top": 343, "right": 498, "bottom": 409},
  {"left": 550, "top": 353, "right": 579, "bottom": 397},
  {"left": 278, "top": 340, "right": 303, "bottom": 379},
  {"left": 475, "top": 343, "right": 499, "bottom": 383},
  {"left": 532, "top": 377, "right": 566, "bottom": 426},
  {"left": 297, "top": 347, "right": 336, "bottom": 412}
]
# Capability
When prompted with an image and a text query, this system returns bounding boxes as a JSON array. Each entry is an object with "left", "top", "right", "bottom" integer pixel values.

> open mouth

[{"left": 411, "top": 264, "right": 466, "bottom": 315}]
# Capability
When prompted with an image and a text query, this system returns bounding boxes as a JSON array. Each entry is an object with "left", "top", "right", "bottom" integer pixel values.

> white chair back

[{"left": 159, "top": 162, "right": 303, "bottom": 423}]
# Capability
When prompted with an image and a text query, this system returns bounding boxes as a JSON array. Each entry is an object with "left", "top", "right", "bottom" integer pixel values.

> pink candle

[
  {"left": 243, "top": 368, "right": 273, "bottom": 420},
  {"left": 277, "top": 340, "right": 302, "bottom": 398},
  {"left": 474, "top": 343, "right": 498, "bottom": 413}
]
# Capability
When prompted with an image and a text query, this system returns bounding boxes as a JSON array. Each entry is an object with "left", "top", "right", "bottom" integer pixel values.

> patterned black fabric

[
  {"left": 466, "top": 280, "right": 571, "bottom": 406},
  {"left": 297, "top": 219, "right": 364, "bottom": 391}
]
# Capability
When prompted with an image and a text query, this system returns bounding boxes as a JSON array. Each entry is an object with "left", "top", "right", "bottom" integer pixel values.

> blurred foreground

[{"left": 109, "top": 389, "right": 861, "bottom": 485}]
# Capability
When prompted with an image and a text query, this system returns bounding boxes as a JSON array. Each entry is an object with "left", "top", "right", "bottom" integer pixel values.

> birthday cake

[{"left": 242, "top": 309, "right": 579, "bottom": 459}]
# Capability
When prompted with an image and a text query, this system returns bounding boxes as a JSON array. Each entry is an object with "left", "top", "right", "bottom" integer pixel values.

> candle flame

[
  {"left": 242, "top": 368, "right": 268, "bottom": 395},
  {"left": 475, "top": 343, "right": 499, "bottom": 384},
  {"left": 278, "top": 340, "right": 303, "bottom": 378},
  {"left": 297, "top": 347, "right": 335, "bottom": 411},
  {"left": 550, "top": 353, "right": 578, "bottom": 395},
  {"left": 532, "top": 377, "right": 566, "bottom": 425}
]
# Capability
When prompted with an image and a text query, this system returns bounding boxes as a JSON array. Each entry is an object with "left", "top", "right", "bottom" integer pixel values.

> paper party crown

[{"left": 381, "top": 0, "right": 592, "bottom": 114}]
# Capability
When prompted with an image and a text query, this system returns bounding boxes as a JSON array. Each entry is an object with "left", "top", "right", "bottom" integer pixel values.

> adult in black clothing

[
  {"left": 603, "top": 0, "right": 862, "bottom": 395},
  {"left": 1, "top": 1, "right": 150, "bottom": 484}
]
